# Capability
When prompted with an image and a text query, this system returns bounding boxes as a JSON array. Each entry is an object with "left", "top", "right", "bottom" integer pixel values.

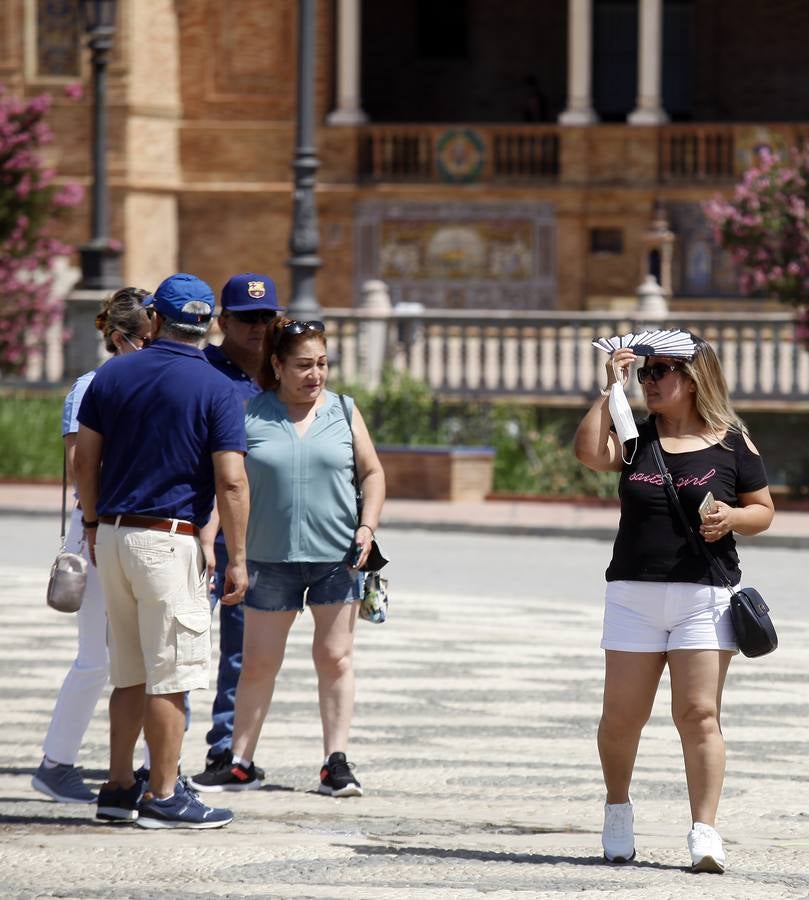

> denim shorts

[{"left": 245, "top": 560, "right": 361, "bottom": 612}]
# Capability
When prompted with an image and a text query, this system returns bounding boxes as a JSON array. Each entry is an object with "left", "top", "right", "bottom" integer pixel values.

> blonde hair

[{"left": 680, "top": 335, "right": 747, "bottom": 447}]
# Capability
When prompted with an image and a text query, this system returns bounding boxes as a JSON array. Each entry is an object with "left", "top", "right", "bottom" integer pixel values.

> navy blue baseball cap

[
  {"left": 146, "top": 273, "right": 215, "bottom": 325},
  {"left": 220, "top": 273, "right": 282, "bottom": 313}
]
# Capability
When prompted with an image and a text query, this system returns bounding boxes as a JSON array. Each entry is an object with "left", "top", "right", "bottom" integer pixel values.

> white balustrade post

[
  {"left": 559, "top": 0, "right": 598, "bottom": 125},
  {"left": 628, "top": 0, "right": 668, "bottom": 125},
  {"left": 358, "top": 279, "right": 391, "bottom": 390},
  {"left": 326, "top": 0, "right": 368, "bottom": 125}
]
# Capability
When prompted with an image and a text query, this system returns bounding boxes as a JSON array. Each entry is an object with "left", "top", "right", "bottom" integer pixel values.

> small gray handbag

[{"left": 46, "top": 452, "right": 88, "bottom": 613}]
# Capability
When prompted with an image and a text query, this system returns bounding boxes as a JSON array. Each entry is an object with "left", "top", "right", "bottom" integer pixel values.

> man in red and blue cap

[
  {"left": 191, "top": 273, "right": 281, "bottom": 789},
  {"left": 75, "top": 273, "right": 250, "bottom": 830}
]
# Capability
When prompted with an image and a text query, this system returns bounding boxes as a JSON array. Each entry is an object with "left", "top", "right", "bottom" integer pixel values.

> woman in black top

[{"left": 574, "top": 335, "right": 774, "bottom": 874}]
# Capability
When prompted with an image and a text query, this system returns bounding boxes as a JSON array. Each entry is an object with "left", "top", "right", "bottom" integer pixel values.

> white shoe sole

[
  {"left": 318, "top": 783, "right": 363, "bottom": 798},
  {"left": 31, "top": 776, "right": 95, "bottom": 804},
  {"left": 188, "top": 778, "right": 260, "bottom": 793},
  {"left": 691, "top": 855, "right": 725, "bottom": 874},
  {"left": 96, "top": 807, "right": 138, "bottom": 822},
  {"left": 135, "top": 815, "right": 233, "bottom": 829}
]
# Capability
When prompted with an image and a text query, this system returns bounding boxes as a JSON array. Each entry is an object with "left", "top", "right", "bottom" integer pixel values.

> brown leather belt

[{"left": 98, "top": 515, "right": 200, "bottom": 537}]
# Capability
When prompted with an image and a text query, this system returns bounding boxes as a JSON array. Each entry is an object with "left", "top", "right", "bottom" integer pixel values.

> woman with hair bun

[{"left": 32, "top": 287, "right": 155, "bottom": 805}]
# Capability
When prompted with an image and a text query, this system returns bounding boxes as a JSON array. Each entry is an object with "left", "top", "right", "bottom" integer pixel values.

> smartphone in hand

[
  {"left": 349, "top": 541, "right": 363, "bottom": 567},
  {"left": 698, "top": 491, "right": 716, "bottom": 522}
]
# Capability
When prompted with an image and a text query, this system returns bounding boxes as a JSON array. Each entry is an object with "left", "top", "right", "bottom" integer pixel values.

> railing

[
  {"left": 323, "top": 309, "right": 809, "bottom": 409},
  {"left": 658, "top": 125, "right": 736, "bottom": 181},
  {"left": 659, "top": 123, "right": 809, "bottom": 182},
  {"left": 356, "top": 122, "right": 809, "bottom": 184},
  {"left": 358, "top": 124, "right": 560, "bottom": 182}
]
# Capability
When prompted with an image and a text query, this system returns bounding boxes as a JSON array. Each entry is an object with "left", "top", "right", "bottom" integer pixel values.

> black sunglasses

[
  {"left": 637, "top": 363, "right": 682, "bottom": 384},
  {"left": 229, "top": 309, "right": 277, "bottom": 325},
  {"left": 283, "top": 320, "right": 325, "bottom": 335}
]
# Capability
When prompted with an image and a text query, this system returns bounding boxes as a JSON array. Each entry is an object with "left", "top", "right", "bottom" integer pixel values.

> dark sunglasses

[
  {"left": 283, "top": 320, "right": 325, "bottom": 335},
  {"left": 229, "top": 309, "right": 277, "bottom": 325},
  {"left": 637, "top": 363, "right": 682, "bottom": 384}
]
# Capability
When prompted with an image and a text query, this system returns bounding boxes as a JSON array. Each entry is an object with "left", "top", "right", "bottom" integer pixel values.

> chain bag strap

[{"left": 649, "top": 417, "right": 777, "bottom": 657}]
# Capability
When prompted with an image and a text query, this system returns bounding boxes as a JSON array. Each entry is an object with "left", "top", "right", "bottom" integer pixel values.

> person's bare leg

[
  {"left": 231, "top": 608, "right": 297, "bottom": 763},
  {"left": 310, "top": 601, "right": 358, "bottom": 757},
  {"left": 669, "top": 649, "right": 733, "bottom": 825},
  {"left": 599, "top": 651, "right": 667, "bottom": 802},
  {"left": 144, "top": 692, "right": 186, "bottom": 798},
  {"left": 108, "top": 685, "right": 145, "bottom": 787}
]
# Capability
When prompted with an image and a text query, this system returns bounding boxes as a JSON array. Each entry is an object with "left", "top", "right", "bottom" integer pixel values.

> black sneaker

[
  {"left": 203, "top": 749, "right": 265, "bottom": 782},
  {"left": 189, "top": 755, "right": 261, "bottom": 793},
  {"left": 96, "top": 776, "right": 145, "bottom": 822},
  {"left": 318, "top": 752, "right": 362, "bottom": 798}
]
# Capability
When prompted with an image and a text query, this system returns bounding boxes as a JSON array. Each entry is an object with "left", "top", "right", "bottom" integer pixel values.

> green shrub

[
  {"left": 0, "top": 391, "right": 63, "bottom": 478},
  {"left": 334, "top": 371, "right": 618, "bottom": 498}
]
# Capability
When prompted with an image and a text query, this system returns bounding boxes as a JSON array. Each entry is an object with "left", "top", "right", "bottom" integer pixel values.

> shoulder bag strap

[
  {"left": 338, "top": 394, "right": 363, "bottom": 519},
  {"left": 648, "top": 417, "right": 734, "bottom": 591},
  {"left": 60, "top": 447, "right": 68, "bottom": 543}
]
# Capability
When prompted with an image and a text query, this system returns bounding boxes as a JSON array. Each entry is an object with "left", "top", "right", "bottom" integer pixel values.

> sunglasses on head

[
  {"left": 229, "top": 309, "right": 277, "bottom": 325},
  {"left": 637, "top": 362, "right": 683, "bottom": 384},
  {"left": 283, "top": 320, "right": 325, "bottom": 335}
]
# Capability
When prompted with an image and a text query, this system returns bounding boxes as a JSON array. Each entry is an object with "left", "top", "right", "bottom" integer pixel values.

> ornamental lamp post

[
  {"left": 78, "top": 0, "right": 121, "bottom": 289},
  {"left": 286, "top": 0, "right": 322, "bottom": 317}
]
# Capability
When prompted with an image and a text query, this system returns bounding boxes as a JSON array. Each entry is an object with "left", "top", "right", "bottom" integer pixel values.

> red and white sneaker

[{"left": 318, "top": 752, "right": 362, "bottom": 798}]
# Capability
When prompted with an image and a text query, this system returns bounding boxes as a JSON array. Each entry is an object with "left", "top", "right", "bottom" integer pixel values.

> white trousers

[{"left": 42, "top": 506, "right": 108, "bottom": 765}]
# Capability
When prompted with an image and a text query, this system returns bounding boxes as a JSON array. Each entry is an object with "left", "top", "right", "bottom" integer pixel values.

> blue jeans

[{"left": 204, "top": 542, "right": 244, "bottom": 760}]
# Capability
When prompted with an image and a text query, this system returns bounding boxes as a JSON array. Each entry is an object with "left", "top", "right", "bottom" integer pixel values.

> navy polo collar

[{"left": 149, "top": 338, "right": 207, "bottom": 360}]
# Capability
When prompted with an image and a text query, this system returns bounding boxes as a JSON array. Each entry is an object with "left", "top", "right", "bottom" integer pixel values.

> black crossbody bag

[{"left": 649, "top": 421, "right": 777, "bottom": 658}]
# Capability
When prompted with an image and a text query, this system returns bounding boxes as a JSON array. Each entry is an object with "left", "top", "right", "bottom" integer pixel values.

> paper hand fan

[{"left": 592, "top": 329, "right": 695, "bottom": 359}]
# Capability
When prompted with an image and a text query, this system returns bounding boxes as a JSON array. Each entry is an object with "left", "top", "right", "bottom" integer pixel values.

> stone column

[
  {"left": 628, "top": 0, "right": 668, "bottom": 125},
  {"left": 559, "top": 0, "right": 597, "bottom": 125},
  {"left": 326, "top": 0, "right": 367, "bottom": 125}
]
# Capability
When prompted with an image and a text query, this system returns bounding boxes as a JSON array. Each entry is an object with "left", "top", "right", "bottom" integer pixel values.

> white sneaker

[
  {"left": 602, "top": 799, "right": 635, "bottom": 863},
  {"left": 688, "top": 822, "right": 726, "bottom": 873}
]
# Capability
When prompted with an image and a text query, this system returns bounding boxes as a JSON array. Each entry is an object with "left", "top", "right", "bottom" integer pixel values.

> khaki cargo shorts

[{"left": 95, "top": 522, "right": 211, "bottom": 694}]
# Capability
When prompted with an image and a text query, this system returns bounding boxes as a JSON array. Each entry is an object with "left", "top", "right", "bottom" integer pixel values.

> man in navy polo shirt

[
  {"left": 75, "top": 273, "right": 250, "bottom": 830},
  {"left": 192, "top": 272, "right": 281, "bottom": 788}
]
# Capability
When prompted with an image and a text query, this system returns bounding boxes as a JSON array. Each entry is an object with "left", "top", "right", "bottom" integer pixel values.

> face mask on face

[{"left": 608, "top": 380, "right": 639, "bottom": 464}]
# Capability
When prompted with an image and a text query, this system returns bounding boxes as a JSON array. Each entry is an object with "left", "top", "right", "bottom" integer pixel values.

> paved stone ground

[{"left": 1, "top": 542, "right": 808, "bottom": 898}]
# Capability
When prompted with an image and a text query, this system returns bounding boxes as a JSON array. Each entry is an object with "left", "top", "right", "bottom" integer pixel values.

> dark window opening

[
  {"left": 590, "top": 228, "right": 624, "bottom": 255},
  {"left": 417, "top": 0, "right": 468, "bottom": 59}
]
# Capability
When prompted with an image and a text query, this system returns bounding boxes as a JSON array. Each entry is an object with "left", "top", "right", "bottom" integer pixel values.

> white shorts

[
  {"left": 95, "top": 523, "right": 211, "bottom": 694},
  {"left": 601, "top": 580, "right": 738, "bottom": 653}
]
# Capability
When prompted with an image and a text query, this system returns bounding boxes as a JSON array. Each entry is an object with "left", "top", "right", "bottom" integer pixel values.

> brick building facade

[{"left": 1, "top": 0, "right": 806, "bottom": 311}]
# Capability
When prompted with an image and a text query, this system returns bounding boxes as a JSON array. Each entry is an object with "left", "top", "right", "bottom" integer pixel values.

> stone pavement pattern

[{"left": 1, "top": 530, "right": 808, "bottom": 900}]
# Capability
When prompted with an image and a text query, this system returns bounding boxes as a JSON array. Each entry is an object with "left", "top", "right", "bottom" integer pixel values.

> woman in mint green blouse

[{"left": 224, "top": 319, "right": 384, "bottom": 798}]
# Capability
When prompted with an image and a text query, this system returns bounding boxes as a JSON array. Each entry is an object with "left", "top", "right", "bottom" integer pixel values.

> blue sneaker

[
  {"left": 135, "top": 779, "right": 233, "bottom": 829},
  {"left": 96, "top": 777, "right": 145, "bottom": 822}
]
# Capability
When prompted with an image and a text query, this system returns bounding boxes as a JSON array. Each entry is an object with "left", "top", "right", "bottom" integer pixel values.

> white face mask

[{"left": 608, "top": 380, "right": 639, "bottom": 464}]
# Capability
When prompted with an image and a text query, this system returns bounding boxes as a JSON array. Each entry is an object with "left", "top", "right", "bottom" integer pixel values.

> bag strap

[
  {"left": 648, "top": 417, "right": 734, "bottom": 591},
  {"left": 338, "top": 394, "right": 363, "bottom": 516},
  {"left": 60, "top": 447, "right": 68, "bottom": 542}
]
